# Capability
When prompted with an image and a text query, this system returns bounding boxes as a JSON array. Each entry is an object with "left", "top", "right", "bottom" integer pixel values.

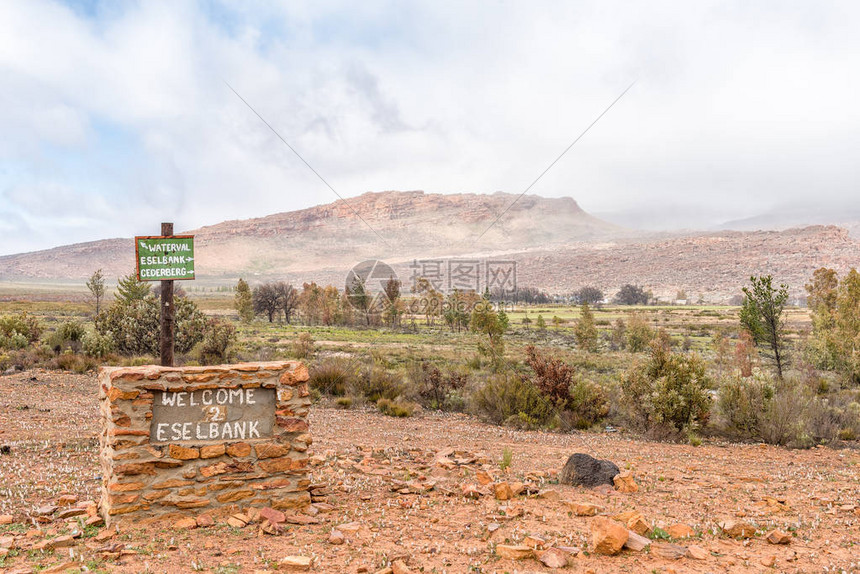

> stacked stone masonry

[{"left": 98, "top": 361, "right": 311, "bottom": 525}]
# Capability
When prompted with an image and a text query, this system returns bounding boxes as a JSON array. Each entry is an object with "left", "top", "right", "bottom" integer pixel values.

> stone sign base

[{"left": 98, "top": 361, "right": 311, "bottom": 525}]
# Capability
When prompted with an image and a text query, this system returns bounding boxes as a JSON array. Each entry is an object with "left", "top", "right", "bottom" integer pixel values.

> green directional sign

[{"left": 135, "top": 235, "right": 196, "bottom": 281}]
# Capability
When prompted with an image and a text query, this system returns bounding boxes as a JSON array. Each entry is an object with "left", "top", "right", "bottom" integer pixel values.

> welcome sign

[{"left": 150, "top": 387, "right": 276, "bottom": 443}]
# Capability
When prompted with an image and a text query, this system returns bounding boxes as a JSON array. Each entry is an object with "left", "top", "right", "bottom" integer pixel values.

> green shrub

[
  {"left": 716, "top": 375, "right": 859, "bottom": 447},
  {"left": 0, "top": 312, "right": 42, "bottom": 349},
  {"left": 470, "top": 374, "right": 554, "bottom": 428},
  {"left": 621, "top": 341, "right": 712, "bottom": 435},
  {"left": 46, "top": 320, "right": 87, "bottom": 353},
  {"left": 716, "top": 372, "right": 775, "bottom": 439},
  {"left": 0, "top": 330, "right": 28, "bottom": 350},
  {"left": 292, "top": 332, "right": 314, "bottom": 359},
  {"left": 626, "top": 313, "right": 654, "bottom": 352},
  {"left": 197, "top": 318, "right": 237, "bottom": 365},
  {"left": 377, "top": 398, "right": 416, "bottom": 417},
  {"left": 523, "top": 346, "right": 609, "bottom": 430},
  {"left": 335, "top": 397, "right": 353, "bottom": 409},
  {"left": 410, "top": 361, "right": 469, "bottom": 411},
  {"left": 309, "top": 358, "right": 357, "bottom": 396},
  {"left": 95, "top": 296, "right": 206, "bottom": 356},
  {"left": 50, "top": 351, "right": 98, "bottom": 374},
  {"left": 353, "top": 365, "right": 406, "bottom": 402},
  {"left": 82, "top": 330, "right": 115, "bottom": 358},
  {"left": 564, "top": 379, "right": 610, "bottom": 430}
]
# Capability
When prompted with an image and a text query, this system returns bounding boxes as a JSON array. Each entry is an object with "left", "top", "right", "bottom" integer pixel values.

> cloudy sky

[{"left": 1, "top": 0, "right": 858, "bottom": 255}]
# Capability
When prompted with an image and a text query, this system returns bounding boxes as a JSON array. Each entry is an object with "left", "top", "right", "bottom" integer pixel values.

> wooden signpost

[{"left": 135, "top": 222, "right": 195, "bottom": 367}]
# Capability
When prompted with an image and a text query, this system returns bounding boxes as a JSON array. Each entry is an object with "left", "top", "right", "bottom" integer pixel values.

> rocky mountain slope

[
  {"left": 1, "top": 191, "right": 858, "bottom": 302},
  {"left": 0, "top": 191, "right": 624, "bottom": 281}
]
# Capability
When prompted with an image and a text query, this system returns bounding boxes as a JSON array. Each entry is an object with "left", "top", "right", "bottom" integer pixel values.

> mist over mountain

[{"left": 1, "top": 190, "right": 858, "bottom": 303}]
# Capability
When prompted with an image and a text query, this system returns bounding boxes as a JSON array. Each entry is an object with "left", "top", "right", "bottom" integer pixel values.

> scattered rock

[
  {"left": 391, "top": 560, "right": 412, "bottom": 574},
  {"left": 651, "top": 542, "right": 687, "bottom": 560},
  {"left": 55, "top": 495, "right": 77, "bottom": 507},
  {"left": 279, "top": 555, "right": 313, "bottom": 571},
  {"left": 42, "top": 562, "right": 78, "bottom": 573},
  {"left": 84, "top": 515, "right": 104, "bottom": 527},
  {"left": 196, "top": 514, "right": 214, "bottom": 528},
  {"left": 0, "top": 515, "right": 13, "bottom": 525},
  {"left": 286, "top": 514, "right": 319, "bottom": 525},
  {"left": 590, "top": 516, "right": 628, "bottom": 555},
  {"left": 493, "top": 482, "right": 513, "bottom": 500},
  {"left": 338, "top": 522, "right": 363, "bottom": 536},
  {"left": 461, "top": 484, "right": 482, "bottom": 499},
  {"left": 522, "top": 535, "right": 546, "bottom": 549},
  {"left": 624, "top": 530, "right": 651, "bottom": 551},
  {"left": 56, "top": 508, "right": 87, "bottom": 520},
  {"left": 260, "top": 520, "right": 284, "bottom": 536},
  {"left": 495, "top": 544, "right": 534, "bottom": 560},
  {"left": 765, "top": 529, "right": 791, "bottom": 545},
  {"left": 666, "top": 523, "right": 694, "bottom": 539},
  {"left": 49, "top": 535, "right": 76, "bottom": 549},
  {"left": 626, "top": 512, "right": 651, "bottom": 536},
  {"left": 761, "top": 555, "right": 776, "bottom": 567},
  {"left": 613, "top": 472, "right": 638, "bottom": 493},
  {"left": 559, "top": 453, "right": 620, "bottom": 487},
  {"left": 475, "top": 470, "right": 493, "bottom": 485},
  {"left": 227, "top": 513, "right": 249, "bottom": 528},
  {"left": 329, "top": 529, "right": 345, "bottom": 545},
  {"left": 686, "top": 545, "right": 709, "bottom": 560},
  {"left": 260, "top": 507, "right": 286, "bottom": 525},
  {"left": 536, "top": 547, "right": 568, "bottom": 568},
  {"left": 536, "top": 489, "right": 561, "bottom": 500},
  {"left": 0, "top": 536, "right": 16, "bottom": 549},
  {"left": 564, "top": 500, "right": 601, "bottom": 516},
  {"left": 719, "top": 520, "right": 756, "bottom": 539},
  {"left": 173, "top": 517, "right": 197, "bottom": 530},
  {"left": 34, "top": 505, "right": 58, "bottom": 517}
]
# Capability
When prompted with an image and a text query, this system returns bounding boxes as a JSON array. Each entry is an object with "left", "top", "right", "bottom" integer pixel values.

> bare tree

[
  {"left": 253, "top": 283, "right": 282, "bottom": 322},
  {"left": 275, "top": 282, "right": 299, "bottom": 323}
]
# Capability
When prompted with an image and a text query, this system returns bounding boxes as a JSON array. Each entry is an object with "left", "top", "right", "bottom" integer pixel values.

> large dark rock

[{"left": 559, "top": 453, "right": 620, "bottom": 487}]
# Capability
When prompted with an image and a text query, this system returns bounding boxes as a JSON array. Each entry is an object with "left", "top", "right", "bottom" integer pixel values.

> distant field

[{"left": 0, "top": 283, "right": 813, "bottom": 382}]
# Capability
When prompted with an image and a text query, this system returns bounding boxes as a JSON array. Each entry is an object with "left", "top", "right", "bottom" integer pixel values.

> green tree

[
  {"left": 115, "top": 272, "right": 151, "bottom": 304},
  {"left": 86, "top": 269, "right": 106, "bottom": 315},
  {"left": 740, "top": 275, "right": 789, "bottom": 379},
  {"left": 346, "top": 276, "right": 372, "bottom": 326},
  {"left": 536, "top": 314, "right": 547, "bottom": 331},
  {"left": 712, "top": 329, "right": 732, "bottom": 381},
  {"left": 470, "top": 299, "right": 506, "bottom": 369},
  {"left": 626, "top": 313, "right": 653, "bottom": 352},
  {"left": 834, "top": 269, "right": 860, "bottom": 383},
  {"left": 497, "top": 308, "right": 510, "bottom": 331},
  {"left": 614, "top": 284, "right": 649, "bottom": 305},
  {"left": 573, "top": 302, "right": 598, "bottom": 352},
  {"left": 383, "top": 277, "right": 402, "bottom": 327},
  {"left": 574, "top": 286, "right": 604, "bottom": 306},
  {"left": 234, "top": 278, "right": 254, "bottom": 323}
]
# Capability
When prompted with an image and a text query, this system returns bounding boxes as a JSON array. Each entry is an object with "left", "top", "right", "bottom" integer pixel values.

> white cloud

[{"left": 1, "top": 0, "right": 859, "bottom": 256}]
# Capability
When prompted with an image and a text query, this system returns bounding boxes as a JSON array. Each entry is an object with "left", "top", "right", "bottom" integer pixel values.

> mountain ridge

[{"left": 1, "top": 191, "right": 858, "bottom": 302}]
